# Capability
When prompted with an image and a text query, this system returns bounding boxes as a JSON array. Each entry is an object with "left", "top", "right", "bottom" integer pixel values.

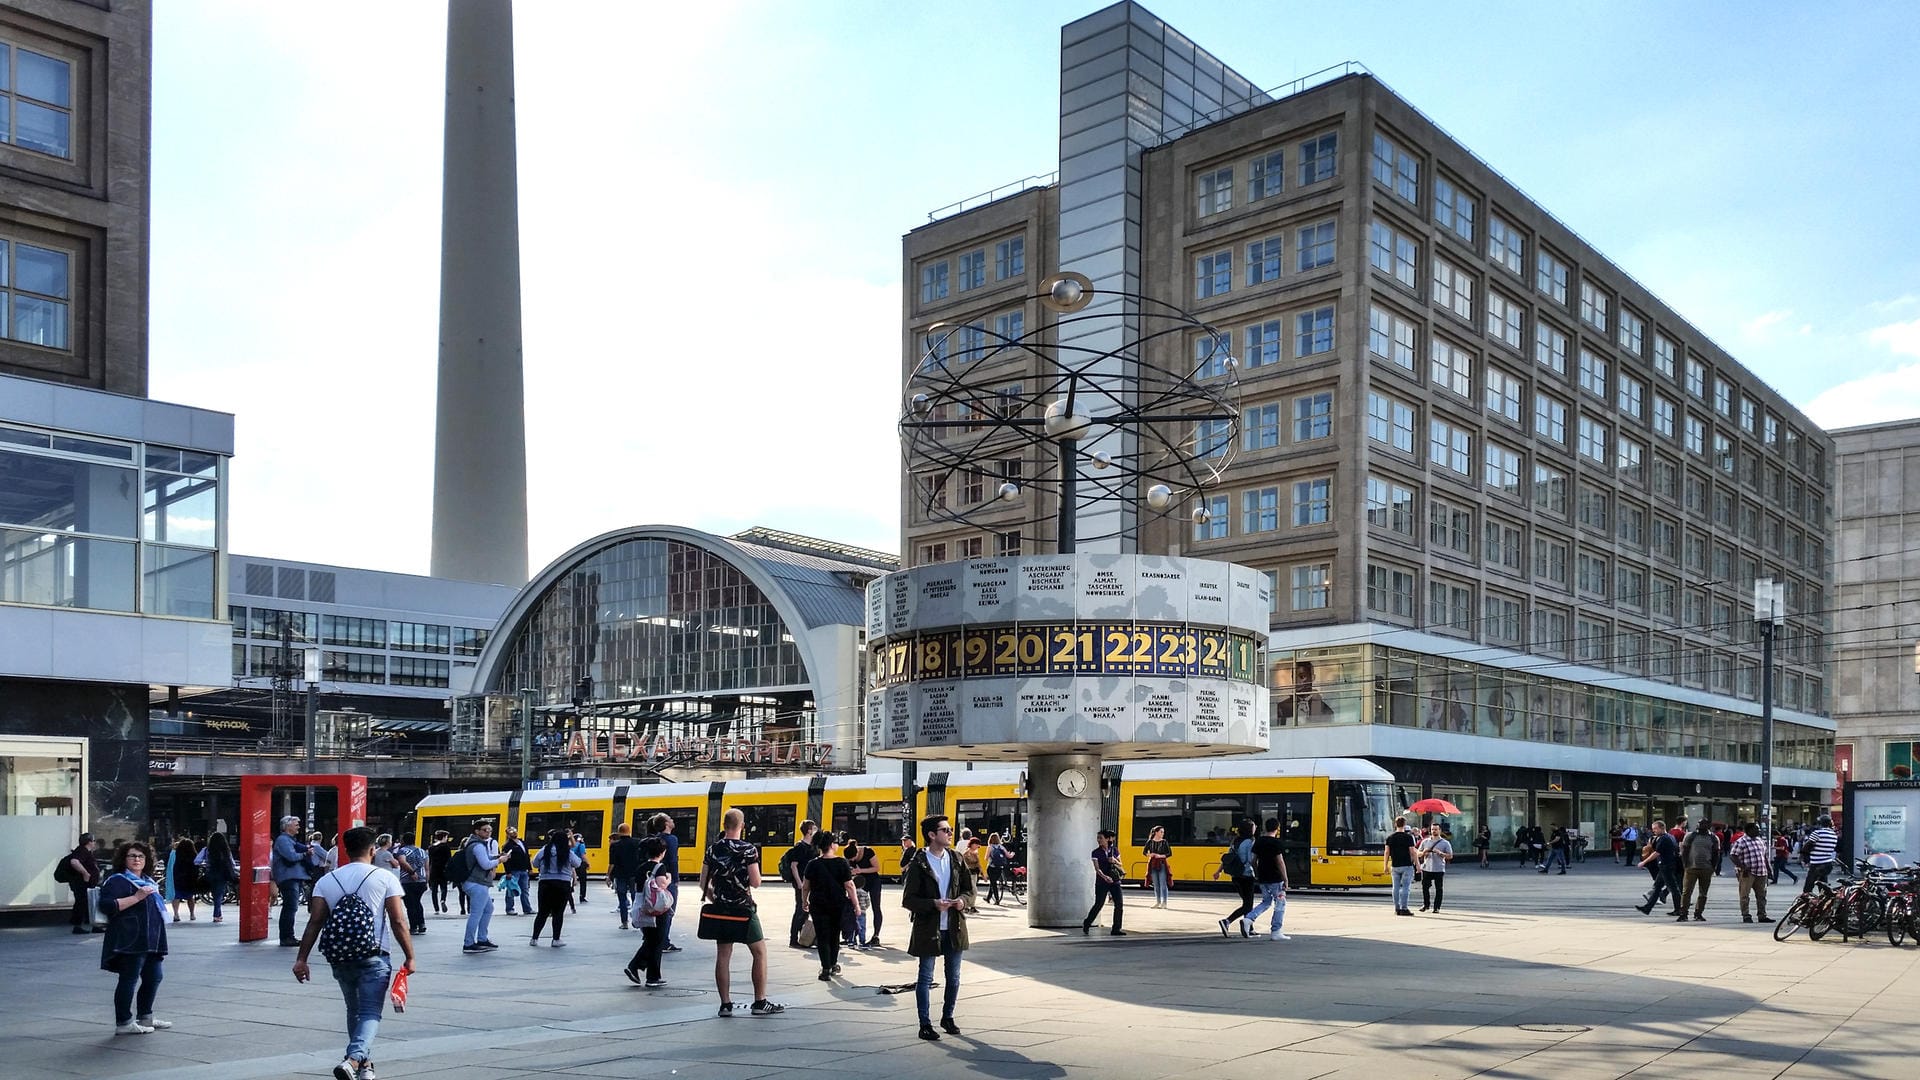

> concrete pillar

[
  {"left": 1025, "top": 751, "right": 1102, "bottom": 928},
  {"left": 429, "top": 0, "right": 528, "bottom": 587}
]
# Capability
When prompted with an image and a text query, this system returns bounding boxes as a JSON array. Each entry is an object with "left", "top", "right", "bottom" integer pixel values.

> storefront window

[
  {"left": 1488, "top": 789, "right": 1527, "bottom": 854},
  {"left": 0, "top": 736, "right": 84, "bottom": 910}
]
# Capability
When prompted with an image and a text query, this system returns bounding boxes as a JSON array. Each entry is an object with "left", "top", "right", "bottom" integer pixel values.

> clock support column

[{"left": 1026, "top": 751, "right": 1103, "bottom": 928}]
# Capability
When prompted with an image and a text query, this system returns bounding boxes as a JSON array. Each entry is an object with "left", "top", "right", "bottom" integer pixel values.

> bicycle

[
  {"left": 1775, "top": 876, "right": 1845, "bottom": 942},
  {"left": 1005, "top": 865, "right": 1027, "bottom": 905}
]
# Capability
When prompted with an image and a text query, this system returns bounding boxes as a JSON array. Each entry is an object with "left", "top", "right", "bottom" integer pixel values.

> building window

[
  {"left": 1368, "top": 304, "right": 1417, "bottom": 371},
  {"left": 1247, "top": 235, "right": 1284, "bottom": 284},
  {"left": 995, "top": 236, "right": 1024, "bottom": 279},
  {"left": 1367, "top": 391, "right": 1416, "bottom": 454},
  {"left": 1534, "top": 392, "right": 1567, "bottom": 445},
  {"left": 1368, "top": 219, "right": 1417, "bottom": 288},
  {"left": 1740, "top": 396, "right": 1758, "bottom": 434},
  {"left": 993, "top": 309, "right": 1024, "bottom": 348},
  {"left": 1575, "top": 617, "right": 1611, "bottom": 663},
  {"left": 1292, "top": 479, "right": 1332, "bottom": 527},
  {"left": 1536, "top": 251, "right": 1569, "bottom": 304},
  {"left": 1576, "top": 484, "right": 1609, "bottom": 533},
  {"left": 1291, "top": 563, "right": 1331, "bottom": 610},
  {"left": 1484, "top": 441, "right": 1522, "bottom": 497},
  {"left": 1713, "top": 377, "right": 1734, "bottom": 417},
  {"left": 919, "top": 261, "right": 948, "bottom": 304},
  {"left": 1193, "top": 418, "right": 1232, "bottom": 458},
  {"left": 1685, "top": 356, "right": 1706, "bottom": 398},
  {"left": 391, "top": 621, "right": 452, "bottom": 654},
  {"left": 1577, "top": 416, "right": 1610, "bottom": 465},
  {"left": 1366, "top": 562, "right": 1418, "bottom": 619},
  {"left": 1533, "top": 463, "right": 1568, "bottom": 518},
  {"left": 1653, "top": 334, "right": 1677, "bottom": 379},
  {"left": 1485, "top": 367, "right": 1523, "bottom": 424},
  {"left": 1684, "top": 414, "right": 1705, "bottom": 455},
  {"left": 1370, "top": 131, "right": 1419, "bottom": 202},
  {"left": 1194, "top": 334, "right": 1230, "bottom": 379},
  {"left": 1245, "top": 319, "right": 1283, "bottom": 368},
  {"left": 1249, "top": 150, "right": 1284, "bottom": 200},
  {"left": 1713, "top": 431, "right": 1734, "bottom": 476},
  {"left": 1650, "top": 576, "right": 1677, "bottom": 621},
  {"left": 1242, "top": 487, "right": 1280, "bottom": 534},
  {"left": 1434, "top": 177, "right": 1475, "bottom": 241},
  {"left": 958, "top": 250, "right": 985, "bottom": 291},
  {"left": 1617, "top": 503, "right": 1646, "bottom": 549},
  {"left": 1486, "top": 290, "right": 1523, "bottom": 349},
  {"left": 1429, "top": 418, "right": 1471, "bottom": 475},
  {"left": 1196, "top": 166, "right": 1232, "bottom": 217},
  {"left": 1763, "top": 413, "right": 1779, "bottom": 447},
  {"left": 0, "top": 44, "right": 73, "bottom": 158},
  {"left": 1617, "top": 435, "right": 1645, "bottom": 485},
  {"left": 1576, "top": 553, "right": 1609, "bottom": 597},
  {"left": 1618, "top": 309, "right": 1645, "bottom": 355},
  {"left": 1298, "top": 131, "right": 1338, "bottom": 185},
  {"left": 1292, "top": 391, "right": 1333, "bottom": 442},
  {"left": 1532, "top": 536, "right": 1569, "bottom": 590},
  {"left": 1296, "top": 221, "right": 1336, "bottom": 271},
  {"left": 453, "top": 627, "right": 489, "bottom": 657},
  {"left": 0, "top": 238, "right": 73, "bottom": 349},
  {"left": 1432, "top": 256, "right": 1474, "bottom": 321},
  {"left": 996, "top": 530, "right": 1022, "bottom": 557},
  {"left": 1428, "top": 578, "right": 1474, "bottom": 634},
  {"left": 1578, "top": 280, "right": 1609, "bottom": 332},
  {"left": 1485, "top": 593, "right": 1523, "bottom": 644},
  {"left": 1194, "top": 494, "right": 1229, "bottom": 541},
  {"left": 390, "top": 656, "right": 452, "bottom": 689},
  {"left": 1488, "top": 215, "right": 1523, "bottom": 276},
  {"left": 1296, "top": 305, "right": 1334, "bottom": 357},
  {"left": 1653, "top": 395, "right": 1676, "bottom": 438},
  {"left": 1195, "top": 250, "right": 1232, "bottom": 299},
  {"left": 1428, "top": 498, "right": 1473, "bottom": 557},
  {"left": 1366, "top": 476, "right": 1416, "bottom": 536},
  {"left": 1533, "top": 606, "right": 1570, "bottom": 657},
  {"left": 1653, "top": 455, "right": 1678, "bottom": 500},
  {"left": 1617, "top": 372, "right": 1644, "bottom": 420},
  {"left": 1430, "top": 338, "right": 1472, "bottom": 398},
  {"left": 1534, "top": 321, "right": 1568, "bottom": 376},
  {"left": 1242, "top": 403, "right": 1280, "bottom": 450},
  {"left": 1618, "top": 564, "right": 1648, "bottom": 614},
  {"left": 323, "top": 615, "right": 387, "bottom": 649},
  {"left": 1485, "top": 517, "right": 1524, "bottom": 572},
  {"left": 1577, "top": 347, "right": 1608, "bottom": 399},
  {"left": 956, "top": 321, "right": 988, "bottom": 363}
]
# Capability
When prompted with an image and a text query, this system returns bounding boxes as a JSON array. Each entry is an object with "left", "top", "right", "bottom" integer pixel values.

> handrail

[
  {"left": 1150, "top": 61, "right": 1370, "bottom": 147},
  {"left": 927, "top": 172, "right": 1058, "bottom": 223}
]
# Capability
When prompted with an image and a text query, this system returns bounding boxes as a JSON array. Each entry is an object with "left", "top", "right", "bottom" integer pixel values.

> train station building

[{"left": 897, "top": 2, "right": 1837, "bottom": 848}]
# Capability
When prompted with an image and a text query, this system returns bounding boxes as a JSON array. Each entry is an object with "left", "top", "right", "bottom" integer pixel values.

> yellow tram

[{"left": 415, "top": 756, "right": 1401, "bottom": 890}]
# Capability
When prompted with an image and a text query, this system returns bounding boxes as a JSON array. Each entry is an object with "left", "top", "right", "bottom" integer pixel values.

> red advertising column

[{"left": 237, "top": 775, "right": 368, "bottom": 943}]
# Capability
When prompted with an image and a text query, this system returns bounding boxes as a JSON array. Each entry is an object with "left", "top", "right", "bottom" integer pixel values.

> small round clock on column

[{"left": 1056, "top": 767, "right": 1088, "bottom": 798}]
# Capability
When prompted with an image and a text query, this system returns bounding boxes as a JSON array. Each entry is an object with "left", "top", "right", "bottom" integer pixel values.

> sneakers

[
  {"left": 1634, "top": 903, "right": 1653, "bottom": 915},
  {"left": 663, "top": 942, "right": 682, "bottom": 952},
  {"left": 919, "top": 1024, "right": 941, "bottom": 1041},
  {"left": 115, "top": 1021, "right": 154, "bottom": 1035},
  {"left": 529, "top": 938, "right": 540, "bottom": 946},
  {"left": 1218, "top": 918, "right": 1231, "bottom": 938},
  {"left": 332, "top": 1060, "right": 358, "bottom": 1080},
  {"left": 463, "top": 944, "right": 486, "bottom": 953},
  {"left": 359, "top": 1064, "right": 377, "bottom": 1080},
  {"left": 477, "top": 940, "right": 499, "bottom": 949},
  {"left": 818, "top": 971, "right": 832, "bottom": 982},
  {"left": 1758, "top": 916, "right": 1775, "bottom": 923},
  {"left": 644, "top": 979, "right": 667, "bottom": 989},
  {"left": 137, "top": 1017, "right": 172, "bottom": 1030},
  {"left": 718, "top": 1002, "right": 735, "bottom": 1017},
  {"left": 750, "top": 999, "right": 786, "bottom": 1016},
  {"left": 1239, "top": 918, "right": 1251, "bottom": 938},
  {"left": 1270, "top": 931, "right": 1291, "bottom": 941},
  {"left": 1109, "top": 929, "right": 1127, "bottom": 936},
  {"left": 551, "top": 939, "right": 566, "bottom": 948},
  {"left": 623, "top": 967, "right": 641, "bottom": 985},
  {"left": 941, "top": 1018, "right": 962, "bottom": 1035}
]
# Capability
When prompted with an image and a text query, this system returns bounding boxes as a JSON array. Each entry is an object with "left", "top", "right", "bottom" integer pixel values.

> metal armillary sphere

[{"left": 900, "top": 272, "right": 1241, "bottom": 550}]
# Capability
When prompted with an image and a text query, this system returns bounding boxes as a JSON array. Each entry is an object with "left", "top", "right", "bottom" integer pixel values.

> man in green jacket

[{"left": 902, "top": 813, "right": 971, "bottom": 1042}]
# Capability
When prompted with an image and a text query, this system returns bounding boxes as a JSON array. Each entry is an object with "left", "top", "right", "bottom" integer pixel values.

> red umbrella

[{"left": 1407, "top": 798, "right": 1462, "bottom": 815}]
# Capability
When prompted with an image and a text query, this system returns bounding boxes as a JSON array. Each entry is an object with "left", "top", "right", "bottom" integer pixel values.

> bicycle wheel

[
  {"left": 1774, "top": 895, "right": 1810, "bottom": 941},
  {"left": 1807, "top": 896, "right": 1836, "bottom": 940},
  {"left": 1887, "top": 897, "right": 1909, "bottom": 947}
]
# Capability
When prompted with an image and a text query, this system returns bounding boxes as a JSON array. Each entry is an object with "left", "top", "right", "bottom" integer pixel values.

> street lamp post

[
  {"left": 304, "top": 649, "right": 321, "bottom": 831},
  {"left": 519, "top": 687, "right": 538, "bottom": 788},
  {"left": 1754, "top": 578, "right": 1785, "bottom": 841}
]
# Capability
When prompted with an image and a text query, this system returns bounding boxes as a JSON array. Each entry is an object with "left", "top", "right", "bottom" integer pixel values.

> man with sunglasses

[{"left": 902, "top": 814, "right": 971, "bottom": 1042}]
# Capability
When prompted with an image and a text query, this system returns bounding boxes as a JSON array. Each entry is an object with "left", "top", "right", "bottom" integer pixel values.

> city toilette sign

[{"left": 864, "top": 554, "right": 1271, "bottom": 758}]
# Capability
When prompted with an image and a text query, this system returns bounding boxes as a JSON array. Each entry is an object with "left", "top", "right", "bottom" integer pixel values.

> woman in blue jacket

[{"left": 99, "top": 842, "right": 170, "bottom": 1035}]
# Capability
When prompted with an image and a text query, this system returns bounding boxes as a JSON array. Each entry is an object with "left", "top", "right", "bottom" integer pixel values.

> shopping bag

[
  {"left": 389, "top": 967, "right": 410, "bottom": 1013},
  {"left": 796, "top": 919, "right": 816, "bottom": 948},
  {"left": 87, "top": 887, "right": 107, "bottom": 928}
]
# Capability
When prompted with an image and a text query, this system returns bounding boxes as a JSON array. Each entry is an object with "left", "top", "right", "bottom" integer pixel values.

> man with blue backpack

[
  {"left": 292, "top": 826, "right": 415, "bottom": 1080},
  {"left": 1214, "top": 820, "right": 1257, "bottom": 937}
]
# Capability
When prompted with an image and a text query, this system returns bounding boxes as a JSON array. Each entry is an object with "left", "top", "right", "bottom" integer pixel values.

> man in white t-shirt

[{"left": 293, "top": 827, "right": 416, "bottom": 1080}]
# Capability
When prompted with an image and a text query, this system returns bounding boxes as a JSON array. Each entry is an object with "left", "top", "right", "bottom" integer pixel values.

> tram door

[{"left": 1255, "top": 794, "right": 1313, "bottom": 885}]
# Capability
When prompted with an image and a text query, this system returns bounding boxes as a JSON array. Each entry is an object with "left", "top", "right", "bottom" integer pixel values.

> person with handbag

[
  {"left": 802, "top": 830, "right": 858, "bottom": 981},
  {"left": 698, "top": 807, "right": 785, "bottom": 1016},
  {"left": 1081, "top": 829, "right": 1126, "bottom": 936},
  {"left": 1213, "top": 820, "right": 1257, "bottom": 937},
  {"left": 903, "top": 813, "right": 971, "bottom": 1041},
  {"left": 622, "top": 849, "right": 676, "bottom": 988},
  {"left": 1143, "top": 825, "right": 1173, "bottom": 908},
  {"left": 61, "top": 833, "right": 102, "bottom": 935},
  {"left": 530, "top": 829, "right": 581, "bottom": 946},
  {"left": 97, "top": 842, "right": 170, "bottom": 1034}
]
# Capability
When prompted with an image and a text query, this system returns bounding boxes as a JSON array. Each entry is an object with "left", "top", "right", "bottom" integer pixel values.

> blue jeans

[
  {"left": 1150, "top": 865, "right": 1171, "bottom": 904},
  {"left": 331, "top": 954, "right": 392, "bottom": 1064},
  {"left": 504, "top": 870, "right": 530, "bottom": 913},
  {"left": 660, "top": 882, "right": 678, "bottom": 944},
  {"left": 614, "top": 876, "right": 635, "bottom": 924},
  {"left": 1390, "top": 865, "right": 1414, "bottom": 910},
  {"left": 209, "top": 880, "right": 226, "bottom": 920},
  {"left": 1246, "top": 883, "right": 1285, "bottom": 933},
  {"left": 277, "top": 880, "right": 305, "bottom": 941},
  {"left": 112, "top": 952, "right": 163, "bottom": 1025},
  {"left": 462, "top": 881, "right": 494, "bottom": 945},
  {"left": 1542, "top": 848, "right": 1567, "bottom": 872},
  {"left": 915, "top": 931, "right": 962, "bottom": 1025}
]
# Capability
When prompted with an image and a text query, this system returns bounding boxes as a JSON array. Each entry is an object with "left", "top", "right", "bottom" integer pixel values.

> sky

[{"left": 146, "top": 1, "right": 1920, "bottom": 581}]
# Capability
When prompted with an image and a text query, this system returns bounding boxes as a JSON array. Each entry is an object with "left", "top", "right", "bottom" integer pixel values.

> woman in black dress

[{"left": 802, "top": 831, "right": 857, "bottom": 980}]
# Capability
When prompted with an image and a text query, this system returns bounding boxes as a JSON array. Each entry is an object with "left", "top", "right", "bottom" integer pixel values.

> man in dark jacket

[
  {"left": 1635, "top": 820, "right": 1684, "bottom": 915},
  {"left": 500, "top": 828, "right": 531, "bottom": 916},
  {"left": 63, "top": 833, "right": 102, "bottom": 934},
  {"left": 902, "top": 813, "right": 970, "bottom": 1042},
  {"left": 608, "top": 823, "right": 643, "bottom": 930},
  {"left": 782, "top": 819, "right": 819, "bottom": 949}
]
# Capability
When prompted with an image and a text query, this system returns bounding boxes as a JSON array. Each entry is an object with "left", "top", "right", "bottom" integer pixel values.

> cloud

[
  {"left": 1739, "top": 309, "right": 1793, "bottom": 342},
  {"left": 1868, "top": 318, "right": 1920, "bottom": 358},
  {"left": 1870, "top": 294, "right": 1920, "bottom": 313},
  {"left": 1803, "top": 361, "right": 1920, "bottom": 429}
]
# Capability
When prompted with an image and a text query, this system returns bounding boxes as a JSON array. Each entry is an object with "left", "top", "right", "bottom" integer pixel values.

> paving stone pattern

[{"left": 7, "top": 861, "right": 1918, "bottom": 1079}]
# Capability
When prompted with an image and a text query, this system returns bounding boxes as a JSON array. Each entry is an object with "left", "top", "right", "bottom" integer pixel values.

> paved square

[{"left": 8, "top": 862, "right": 1915, "bottom": 1079}]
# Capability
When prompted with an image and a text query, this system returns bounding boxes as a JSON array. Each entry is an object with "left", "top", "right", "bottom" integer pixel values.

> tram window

[
  {"left": 956, "top": 799, "right": 1023, "bottom": 843},
  {"left": 1131, "top": 797, "right": 1184, "bottom": 844},
  {"left": 1330, "top": 780, "right": 1395, "bottom": 851},
  {"left": 737, "top": 805, "right": 797, "bottom": 850},
  {"left": 421, "top": 815, "right": 495, "bottom": 844},
  {"left": 832, "top": 801, "right": 906, "bottom": 846},
  {"left": 632, "top": 806, "right": 699, "bottom": 845},
  {"left": 1188, "top": 796, "right": 1246, "bottom": 845},
  {"left": 524, "top": 811, "right": 605, "bottom": 847}
]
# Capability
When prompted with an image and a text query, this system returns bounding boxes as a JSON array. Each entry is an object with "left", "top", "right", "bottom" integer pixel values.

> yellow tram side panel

[
  {"left": 714, "top": 791, "right": 810, "bottom": 878},
  {"left": 621, "top": 783, "right": 713, "bottom": 879},
  {"left": 413, "top": 793, "right": 511, "bottom": 849},
  {"left": 819, "top": 782, "right": 911, "bottom": 878},
  {"left": 1118, "top": 773, "right": 1386, "bottom": 888},
  {"left": 516, "top": 788, "right": 619, "bottom": 875}
]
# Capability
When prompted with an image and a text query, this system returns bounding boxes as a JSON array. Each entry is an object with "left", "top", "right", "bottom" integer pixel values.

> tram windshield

[{"left": 1330, "top": 780, "right": 1395, "bottom": 852}]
